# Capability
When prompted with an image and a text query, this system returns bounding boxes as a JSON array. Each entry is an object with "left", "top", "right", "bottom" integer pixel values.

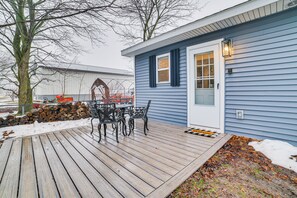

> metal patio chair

[
  {"left": 96, "top": 103, "right": 121, "bottom": 143},
  {"left": 88, "top": 101, "right": 99, "bottom": 135},
  {"left": 128, "top": 100, "right": 151, "bottom": 136}
]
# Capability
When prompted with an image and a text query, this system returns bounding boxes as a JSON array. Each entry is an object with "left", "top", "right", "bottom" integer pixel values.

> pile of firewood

[{"left": 0, "top": 102, "right": 90, "bottom": 127}]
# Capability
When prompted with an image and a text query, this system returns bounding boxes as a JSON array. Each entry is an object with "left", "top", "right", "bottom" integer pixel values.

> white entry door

[{"left": 187, "top": 40, "right": 223, "bottom": 131}]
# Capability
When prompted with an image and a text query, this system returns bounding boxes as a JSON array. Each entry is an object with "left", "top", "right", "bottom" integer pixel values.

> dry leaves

[{"left": 169, "top": 136, "right": 297, "bottom": 198}]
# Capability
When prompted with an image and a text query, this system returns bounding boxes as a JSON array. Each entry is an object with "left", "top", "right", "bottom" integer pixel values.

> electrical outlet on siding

[{"left": 236, "top": 110, "right": 244, "bottom": 120}]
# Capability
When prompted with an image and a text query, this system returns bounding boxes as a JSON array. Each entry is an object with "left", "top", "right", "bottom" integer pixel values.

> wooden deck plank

[
  {"left": 103, "top": 130, "right": 193, "bottom": 166},
  {"left": 134, "top": 128, "right": 214, "bottom": 150},
  {"left": 53, "top": 132, "right": 123, "bottom": 198},
  {"left": 0, "top": 139, "right": 22, "bottom": 198},
  {"left": 58, "top": 131, "right": 142, "bottom": 198},
  {"left": 145, "top": 121, "right": 218, "bottom": 144},
  {"left": 124, "top": 131, "right": 198, "bottom": 160},
  {"left": 76, "top": 128, "right": 172, "bottom": 182},
  {"left": 47, "top": 133, "right": 102, "bottom": 198},
  {"left": 63, "top": 129, "right": 154, "bottom": 196},
  {"left": 39, "top": 134, "right": 80, "bottom": 198},
  {"left": 139, "top": 126, "right": 216, "bottom": 146},
  {"left": 147, "top": 134, "right": 233, "bottom": 198},
  {"left": 0, "top": 139, "right": 13, "bottom": 182},
  {"left": 132, "top": 130, "right": 204, "bottom": 156},
  {"left": 0, "top": 120, "right": 231, "bottom": 198},
  {"left": 18, "top": 137, "right": 38, "bottom": 198},
  {"left": 71, "top": 128, "right": 164, "bottom": 188},
  {"left": 32, "top": 135, "right": 60, "bottom": 197},
  {"left": 104, "top": 132, "right": 186, "bottom": 169},
  {"left": 84, "top": 128, "right": 178, "bottom": 176}
]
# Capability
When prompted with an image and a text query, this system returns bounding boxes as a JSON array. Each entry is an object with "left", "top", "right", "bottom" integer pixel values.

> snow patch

[
  {"left": 0, "top": 118, "right": 97, "bottom": 139},
  {"left": 249, "top": 139, "right": 297, "bottom": 173}
]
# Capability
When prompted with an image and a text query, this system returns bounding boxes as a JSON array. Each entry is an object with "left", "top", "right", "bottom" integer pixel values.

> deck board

[
  {"left": 18, "top": 137, "right": 38, "bottom": 198},
  {"left": 39, "top": 134, "right": 80, "bottom": 198},
  {"left": 75, "top": 129, "right": 172, "bottom": 182},
  {"left": 53, "top": 132, "right": 122, "bottom": 198},
  {"left": 71, "top": 128, "right": 163, "bottom": 188},
  {"left": 0, "top": 139, "right": 22, "bottom": 198},
  {"left": 32, "top": 135, "right": 60, "bottom": 197},
  {"left": 47, "top": 133, "right": 102, "bottom": 197},
  {"left": 0, "top": 139, "right": 13, "bottom": 182},
  {"left": 0, "top": 120, "right": 231, "bottom": 198}
]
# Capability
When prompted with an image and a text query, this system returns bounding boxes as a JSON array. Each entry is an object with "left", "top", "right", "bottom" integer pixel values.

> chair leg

[
  {"left": 103, "top": 124, "right": 107, "bottom": 136},
  {"left": 146, "top": 117, "right": 149, "bottom": 131},
  {"left": 115, "top": 123, "right": 119, "bottom": 143},
  {"left": 131, "top": 119, "right": 135, "bottom": 131},
  {"left": 90, "top": 118, "right": 94, "bottom": 136},
  {"left": 143, "top": 119, "right": 147, "bottom": 136},
  {"left": 97, "top": 124, "right": 102, "bottom": 143},
  {"left": 128, "top": 119, "right": 133, "bottom": 136}
]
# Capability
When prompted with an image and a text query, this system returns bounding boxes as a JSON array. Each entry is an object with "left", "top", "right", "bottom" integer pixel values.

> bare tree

[
  {"left": 116, "top": 0, "right": 199, "bottom": 43},
  {"left": 0, "top": 0, "right": 117, "bottom": 113}
]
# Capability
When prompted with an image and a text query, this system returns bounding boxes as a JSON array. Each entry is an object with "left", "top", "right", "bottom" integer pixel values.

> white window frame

[{"left": 156, "top": 53, "right": 171, "bottom": 84}]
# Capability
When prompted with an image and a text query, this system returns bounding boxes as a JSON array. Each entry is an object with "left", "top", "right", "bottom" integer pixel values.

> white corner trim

[
  {"left": 133, "top": 56, "right": 136, "bottom": 106},
  {"left": 186, "top": 39, "right": 225, "bottom": 133}
]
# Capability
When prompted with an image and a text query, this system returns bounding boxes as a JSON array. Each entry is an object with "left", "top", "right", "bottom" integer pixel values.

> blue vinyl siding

[{"left": 134, "top": 7, "right": 297, "bottom": 145}]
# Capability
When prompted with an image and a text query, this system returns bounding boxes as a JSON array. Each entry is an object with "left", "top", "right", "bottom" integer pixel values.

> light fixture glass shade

[{"left": 222, "top": 39, "right": 232, "bottom": 58}]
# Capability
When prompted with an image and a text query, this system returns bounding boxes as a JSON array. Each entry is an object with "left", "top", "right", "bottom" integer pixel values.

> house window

[{"left": 156, "top": 53, "right": 170, "bottom": 83}]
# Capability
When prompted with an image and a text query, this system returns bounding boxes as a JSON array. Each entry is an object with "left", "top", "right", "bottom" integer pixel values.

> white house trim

[{"left": 186, "top": 39, "right": 225, "bottom": 133}]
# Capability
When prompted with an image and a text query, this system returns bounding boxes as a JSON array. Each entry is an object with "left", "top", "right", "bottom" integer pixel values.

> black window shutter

[
  {"left": 170, "top": 48, "right": 180, "bottom": 87},
  {"left": 149, "top": 55, "right": 157, "bottom": 88}
]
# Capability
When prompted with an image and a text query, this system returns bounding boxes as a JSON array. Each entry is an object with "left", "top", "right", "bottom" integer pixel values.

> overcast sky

[{"left": 75, "top": 0, "right": 248, "bottom": 70}]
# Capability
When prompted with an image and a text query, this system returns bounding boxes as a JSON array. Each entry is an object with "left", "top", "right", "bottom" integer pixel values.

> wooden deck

[{"left": 0, "top": 121, "right": 231, "bottom": 198}]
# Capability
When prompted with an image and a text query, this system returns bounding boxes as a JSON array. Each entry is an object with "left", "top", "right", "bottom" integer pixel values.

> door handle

[{"left": 217, "top": 83, "right": 220, "bottom": 89}]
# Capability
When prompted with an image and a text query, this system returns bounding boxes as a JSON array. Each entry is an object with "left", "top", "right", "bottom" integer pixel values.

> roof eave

[{"left": 121, "top": 0, "right": 279, "bottom": 57}]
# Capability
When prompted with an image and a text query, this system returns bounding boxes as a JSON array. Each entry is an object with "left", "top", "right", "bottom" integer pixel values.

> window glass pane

[
  {"left": 210, "top": 79, "right": 214, "bottom": 88},
  {"left": 196, "top": 80, "right": 202, "bottom": 88},
  {"left": 210, "top": 65, "right": 214, "bottom": 76},
  {"left": 203, "top": 80, "right": 209, "bottom": 88},
  {"left": 158, "top": 70, "right": 169, "bottom": 82},
  {"left": 197, "top": 67, "right": 202, "bottom": 78},
  {"left": 203, "top": 55, "right": 209, "bottom": 65},
  {"left": 158, "top": 56, "right": 169, "bottom": 69},
  {"left": 210, "top": 52, "right": 214, "bottom": 64},
  {"left": 195, "top": 55, "right": 202, "bottom": 65},
  {"left": 203, "top": 66, "right": 209, "bottom": 77}
]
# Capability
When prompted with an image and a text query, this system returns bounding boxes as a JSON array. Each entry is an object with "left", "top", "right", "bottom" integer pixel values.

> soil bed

[{"left": 169, "top": 136, "right": 297, "bottom": 198}]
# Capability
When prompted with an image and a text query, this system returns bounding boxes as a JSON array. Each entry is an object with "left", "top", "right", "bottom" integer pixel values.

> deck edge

[{"left": 146, "top": 134, "right": 233, "bottom": 198}]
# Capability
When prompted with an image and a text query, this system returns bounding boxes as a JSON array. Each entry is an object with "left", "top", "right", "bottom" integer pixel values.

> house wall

[{"left": 135, "top": 7, "right": 297, "bottom": 145}]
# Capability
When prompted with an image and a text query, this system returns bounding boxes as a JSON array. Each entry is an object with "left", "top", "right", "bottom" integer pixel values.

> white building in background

[{"left": 34, "top": 63, "right": 134, "bottom": 101}]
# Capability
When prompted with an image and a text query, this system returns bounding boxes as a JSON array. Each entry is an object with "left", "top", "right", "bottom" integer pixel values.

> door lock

[{"left": 217, "top": 83, "right": 220, "bottom": 89}]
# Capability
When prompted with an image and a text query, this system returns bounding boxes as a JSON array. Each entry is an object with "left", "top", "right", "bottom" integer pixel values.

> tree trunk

[{"left": 17, "top": 51, "right": 32, "bottom": 114}]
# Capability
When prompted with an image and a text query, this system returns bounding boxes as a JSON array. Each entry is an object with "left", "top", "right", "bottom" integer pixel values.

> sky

[{"left": 75, "top": 0, "right": 248, "bottom": 70}]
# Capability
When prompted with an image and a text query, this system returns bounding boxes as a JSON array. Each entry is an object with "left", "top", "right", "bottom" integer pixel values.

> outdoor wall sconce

[{"left": 222, "top": 39, "right": 233, "bottom": 58}]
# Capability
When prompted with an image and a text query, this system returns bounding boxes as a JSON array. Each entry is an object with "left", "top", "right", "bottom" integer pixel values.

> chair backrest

[
  {"left": 96, "top": 103, "right": 117, "bottom": 123},
  {"left": 87, "top": 101, "right": 99, "bottom": 118},
  {"left": 144, "top": 100, "right": 151, "bottom": 117}
]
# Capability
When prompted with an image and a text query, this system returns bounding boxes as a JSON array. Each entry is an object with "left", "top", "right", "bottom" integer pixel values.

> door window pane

[
  {"left": 194, "top": 51, "right": 215, "bottom": 105},
  {"left": 197, "top": 66, "right": 202, "bottom": 77}
]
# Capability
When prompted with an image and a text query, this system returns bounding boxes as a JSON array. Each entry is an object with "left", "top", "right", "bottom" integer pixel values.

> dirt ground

[{"left": 169, "top": 136, "right": 297, "bottom": 198}]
